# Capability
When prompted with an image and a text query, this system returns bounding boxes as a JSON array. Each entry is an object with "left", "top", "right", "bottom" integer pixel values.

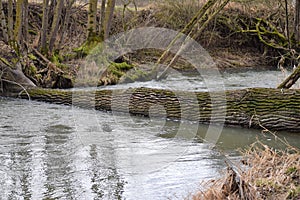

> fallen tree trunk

[
  {"left": 2, "top": 87, "right": 300, "bottom": 132},
  {"left": 0, "top": 41, "right": 36, "bottom": 92}
]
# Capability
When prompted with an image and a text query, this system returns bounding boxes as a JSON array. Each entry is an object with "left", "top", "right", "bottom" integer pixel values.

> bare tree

[
  {"left": 103, "top": 0, "right": 116, "bottom": 40},
  {"left": 99, "top": 0, "right": 106, "bottom": 38},
  {"left": 85, "top": 0, "right": 116, "bottom": 42},
  {"left": 49, "top": 0, "right": 64, "bottom": 53},
  {"left": 7, "top": 0, "right": 13, "bottom": 42},
  {"left": 23, "top": 0, "right": 29, "bottom": 42},
  {"left": 59, "top": 0, "right": 76, "bottom": 46},
  {"left": 87, "top": 0, "right": 98, "bottom": 39},
  {"left": 295, "top": 0, "right": 300, "bottom": 43},
  {"left": 40, "top": 0, "right": 50, "bottom": 52},
  {"left": 14, "top": 0, "right": 24, "bottom": 46},
  {"left": 0, "top": 0, "right": 8, "bottom": 43}
]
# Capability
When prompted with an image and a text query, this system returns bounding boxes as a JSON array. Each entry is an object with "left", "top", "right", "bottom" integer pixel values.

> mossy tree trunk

[
  {"left": 0, "top": 41, "right": 36, "bottom": 92},
  {"left": 76, "top": 0, "right": 116, "bottom": 55},
  {"left": 99, "top": 0, "right": 106, "bottom": 38},
  {"left": 40, "top": 0, "right": 49, "bottom": 53},
  {"left": 4, "top": 87, "right": 300, "bottom": 132},
  {"left": 87, "top": 0, "right": 98, "bottom": 39},
  {"left": 14, "top": 0, "right": 24, "bottom": 47}
]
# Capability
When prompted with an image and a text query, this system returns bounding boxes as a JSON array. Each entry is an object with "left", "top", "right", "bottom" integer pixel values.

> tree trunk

[
  {"left": 87, "top": 0, "right": 98, "bottom": 39},
  {"left": 0, "top": 41, "right": 36, "bottom": 92},
  {"left": 151, "top": 0, "right": 225, "bottom": 79},
  {"left": 49, "top": 0, "right": 63, "bottom": 53},
  {"left": 4, "top": 87, "right": 300, "bottom": 132},
  {"left": 7, "top": 0, "right": 13, "bottom": 42},
  {"left": 103, "top": 0, "right": 115, "bottom": 40},
  {"left": 294, "top": 0, "right": 300, "bottom": 43},
  {"left": 156, "top": 0, "right": 230, "bottom": 81},
  {"left": 59, "top": 0, "right": 75, "bottom": 46},
  {"left": 14, "top": 0, "right": 24, "bottom": 46},
  {"left": 99, "top": 0, "right": 106, "bottom": 38},
  {"left": 0, "top": 0, "right": 8, "bottom": 43},
  {"left": 23, "top": 0, "right": 29, "bottom": 42},
  {"left": 40, "top": 0, "right": 49, "bottom": 53}
]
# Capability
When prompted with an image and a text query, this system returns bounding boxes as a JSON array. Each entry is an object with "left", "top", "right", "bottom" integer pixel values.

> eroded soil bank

[{"left": 0, "top": 1, "right": 293, "bottom": 89}]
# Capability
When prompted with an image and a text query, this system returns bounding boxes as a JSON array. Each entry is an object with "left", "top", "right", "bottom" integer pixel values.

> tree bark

[
  {"left": 151, "top": 0, "right": 228, "bottom": 80},
  {"left": 59, "top": 0, "right": 75, "bottom": 46},
  {"left": 99, "top": 0, "right": 106, "bottom": 38},
  {"left": 7, "top": 0, "right": 13, "bottom": 42},
  {"left": 0, "top": 41, "right": 36, "bottom": 92},
  {"left": 40, "top": 0, "right": 49, "bottom": 52},
  {"left": 23, "top": 0, "right": 29, "bottom": 42},
  {"left": 14, "top": 0, "right": 24, "bottom": 46},
  {"left": 103, "top": 0, "right": 115, "bottom": 40},
  {"left": 156, "top": 0, "right": 230, "bottom": 80},
  {"left": 294, "top": 0, "right": 300, "bottom": 43},
  {"left": 87, "top": 0, "right": 98, "bottom": 39},
  {"left": 4, "top": 87, "right": 300, "bottom": 132},
  {"left": 0, "top": 0, "right": 8, "bottom": 43},
  {"left": 49, "top": 0, "right": 63, "bottom": 53}
]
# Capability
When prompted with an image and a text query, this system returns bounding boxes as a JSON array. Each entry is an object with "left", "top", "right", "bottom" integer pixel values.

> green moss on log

[
  {"left": 98, "top": 62, "right": 136, "bottom": 85},
  {"left": 7, "top": 87, "right": 300, "bottom": 132},
  {"left": 74, "top": 35, "right": 102, "bottom": 57}
]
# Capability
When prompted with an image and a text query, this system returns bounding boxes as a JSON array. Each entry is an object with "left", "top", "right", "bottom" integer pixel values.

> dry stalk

[{"left": 192, "top": 129, "right": 300, "bottom": 200}]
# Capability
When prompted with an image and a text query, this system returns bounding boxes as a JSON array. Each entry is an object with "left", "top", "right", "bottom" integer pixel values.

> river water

[{"left": 1, "top": 69, "right": 300, "bottom": 199}]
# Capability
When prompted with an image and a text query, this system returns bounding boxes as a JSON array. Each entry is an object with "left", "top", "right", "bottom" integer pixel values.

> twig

[
  {"left": 30, "top": 46, "right": 51, "bottom": 64},
  {"left": 255, "top": 113, "right": 300, "bottom": 152},
  {"left": 1, "top": 78, "right": 31, "bottom": 100}
]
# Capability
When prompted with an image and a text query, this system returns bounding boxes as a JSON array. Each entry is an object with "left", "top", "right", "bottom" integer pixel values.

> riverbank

[
  {"left": 0, "top": 1, "right": 293, "bottom": 89},
  {"left": 192, "top": 140, "right": 300, "bottom": 200},
  {"left": 0, "top": 96, "right": 299, "bottom": 199},
  {"left": 1, "top": 1, "right": 300, "bottom": 131}
]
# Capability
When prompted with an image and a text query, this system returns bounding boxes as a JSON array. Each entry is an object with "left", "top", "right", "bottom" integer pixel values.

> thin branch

[{"left": 1, "top": 78, "right": 31, "bottom": 100}]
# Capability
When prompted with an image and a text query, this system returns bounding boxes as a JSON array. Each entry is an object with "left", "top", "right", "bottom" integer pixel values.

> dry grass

[
  {"left": 192, "top": 141, "right": 300, "bottom": 200},
  {"left": 154, "top": 0, "right": 202, "bottom": 30}
]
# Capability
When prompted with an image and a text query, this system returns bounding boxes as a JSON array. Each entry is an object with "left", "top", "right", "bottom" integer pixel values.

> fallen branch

[{"left": 277, "top": 64, "right": 300, "bottom": 89}]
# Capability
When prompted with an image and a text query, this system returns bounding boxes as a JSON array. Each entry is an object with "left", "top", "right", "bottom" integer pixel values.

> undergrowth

[{"left": 192, "top": 141, "right": 300, "bottom": 200}]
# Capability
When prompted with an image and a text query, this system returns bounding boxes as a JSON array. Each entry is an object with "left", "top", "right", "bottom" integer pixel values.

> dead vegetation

[
  {"left": 1, "top": 0, "right": 300, "bottom": 89},
  {"left": 151, "top": 0, "right": 300, "bottom": 69},
  {"left": 192, "top": 141, "right": 300, "bottom": 200}
]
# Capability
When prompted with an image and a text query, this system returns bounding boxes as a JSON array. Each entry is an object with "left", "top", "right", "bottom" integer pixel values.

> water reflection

[
  {"left": 0, "top": 99, "right": 126, "bottom": 199},
  {"left": 0, "top": 98, "right": 300, "bottom": 199}
]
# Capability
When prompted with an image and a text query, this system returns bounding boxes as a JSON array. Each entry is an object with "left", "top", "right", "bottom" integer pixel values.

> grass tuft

[{"left": 192, "top": 141, "right": 300, "bottom": 200}]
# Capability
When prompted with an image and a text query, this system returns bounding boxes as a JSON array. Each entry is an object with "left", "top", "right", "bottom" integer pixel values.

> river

[{"left": 1, "top": 69, "right": 300, "bottom": 199}]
